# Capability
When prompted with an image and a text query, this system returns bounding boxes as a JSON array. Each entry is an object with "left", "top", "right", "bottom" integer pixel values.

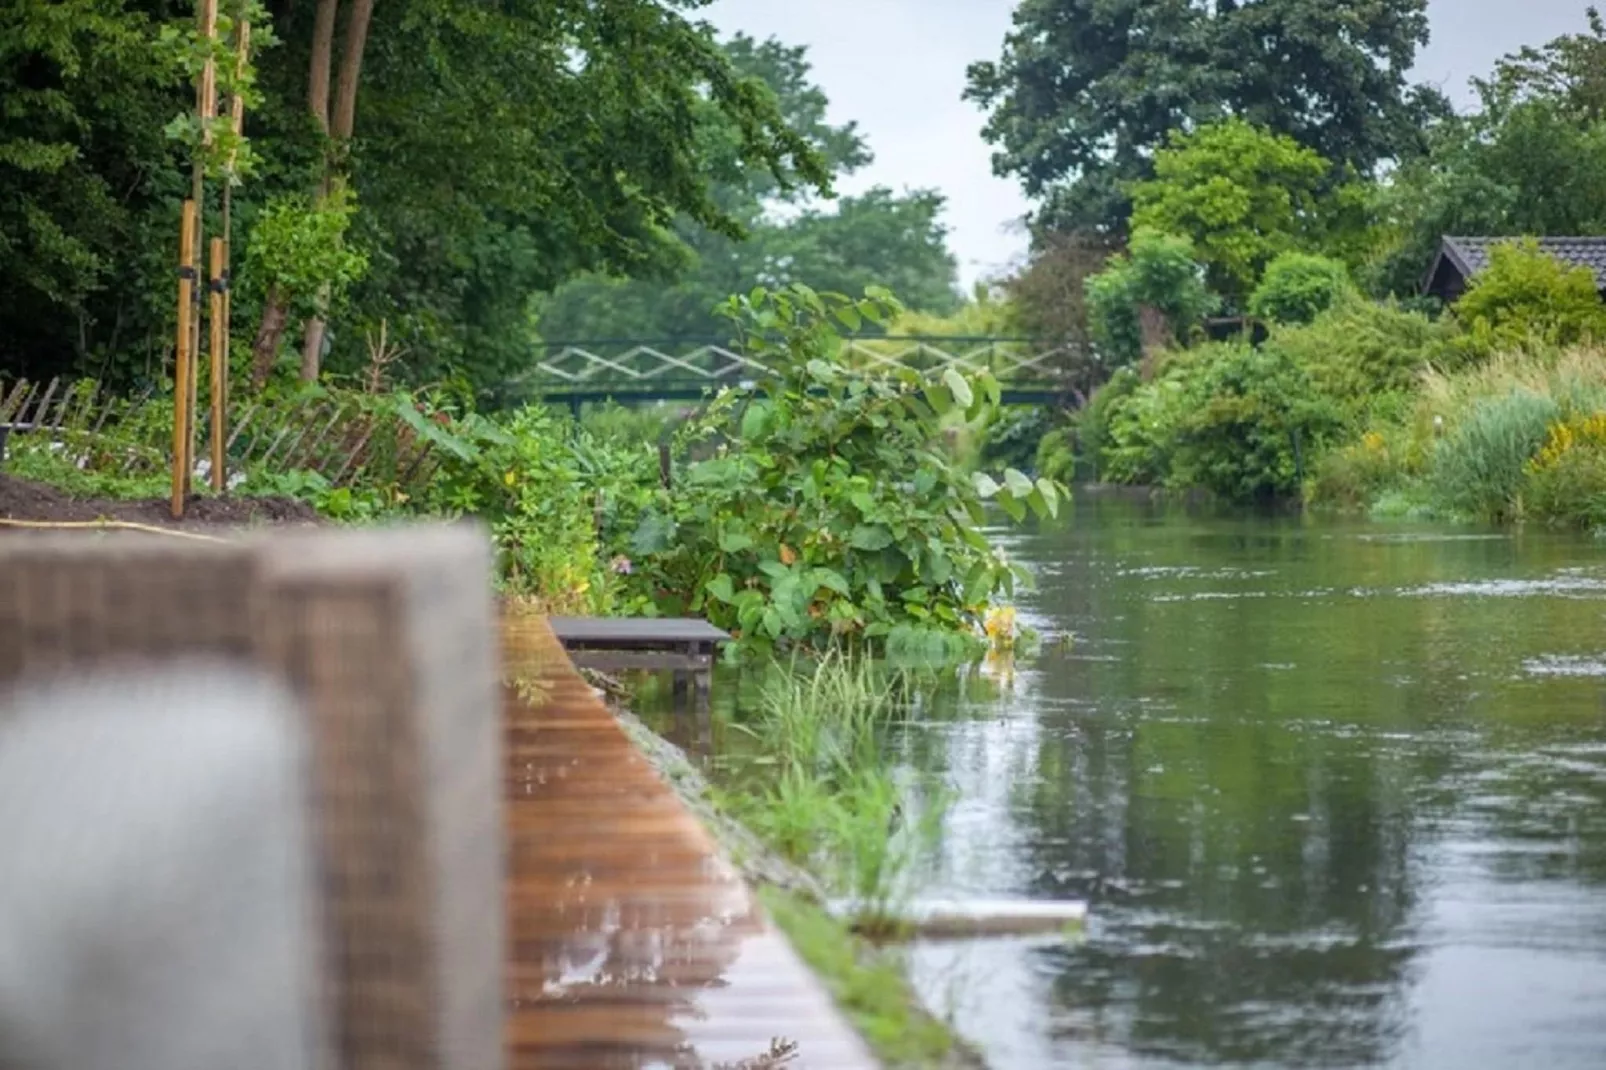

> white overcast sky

[{"left": 703, "top": 0, "right": 1595, "bottom": 289}]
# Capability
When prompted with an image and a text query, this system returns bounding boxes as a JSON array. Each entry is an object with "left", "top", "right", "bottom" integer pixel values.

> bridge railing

[{"left": 502, "top": 336, "right": 1095, "bottom": 405}]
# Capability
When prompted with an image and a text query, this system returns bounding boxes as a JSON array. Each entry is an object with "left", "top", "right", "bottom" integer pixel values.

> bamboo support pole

[
  {"left": 172, "top": 199, "right": 198, "bottom": 518},
  {"left": 185, "top": 0, "right": 219, "bottom": 494},
  {"left": 216, "top": 15, "right": 249, "bottom": 492},
  {"left": 209, "top": 237, "right": 226, "bottom": 490}
]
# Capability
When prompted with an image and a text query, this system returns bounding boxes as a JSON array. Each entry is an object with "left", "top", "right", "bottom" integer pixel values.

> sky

[{"left": 703, "top": 0, "right": 1596, "bottom": 290}]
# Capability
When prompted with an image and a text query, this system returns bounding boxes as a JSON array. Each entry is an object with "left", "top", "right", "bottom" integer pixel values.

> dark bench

[{"left": 547, "top": 616, "right": 730, "bottom": 708}]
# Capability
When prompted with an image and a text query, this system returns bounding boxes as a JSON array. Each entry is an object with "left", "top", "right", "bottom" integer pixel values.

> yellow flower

[{"left": 984, "top": 604, "right": 1017, "bottom": 652}]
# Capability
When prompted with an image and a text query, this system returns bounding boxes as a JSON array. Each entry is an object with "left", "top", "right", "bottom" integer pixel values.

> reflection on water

[{"left": 899, "top": 497, "right": 1606, "bottom": 1068}]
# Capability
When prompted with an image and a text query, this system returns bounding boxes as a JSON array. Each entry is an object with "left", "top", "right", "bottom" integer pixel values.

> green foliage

[
  {"left": 1083, "top": 338, "right": 1347, "bottom": 502},
  {"left": 1033, "top": 423, "right": 1078, "bottom": 485},
  {"left": 2, "top": 4, "right": 838, "bottom": 389},
  {"left": 1451, "top": 239, "right": 1606, "bottom": 357},
  {"left": 412, "top": 402, "right": 656, "bottom": 612},
  {"left": 1524, "top": 411, "right": 1606, "bottom": 529},
  {"left": 1071, "top": 366, "right": 1142, "bottom": 482},
  {"left": 0, "top": 0, "right": 190, "bottom": 381},
  {"left": 615, "top": 284, "right": 1060, "bottom": 658},
  {"left": 1427, "top": 392, "right": 1560, "bottom": 521},
  {"left": 536, "top": 188, "right": 960, "bottom": 342},
  {"left": 1165, "top": 345, "right": 1343, "bottom": 500},
  {"left": 1308, "top": 347, "right": 1606, "bottom": 525},
  {"left": 533, "top": 32, "right": 962, "bottom": 342},
  {"left": 243, "top": 188, "right": 369, "bottom": 322},
  {"left": 1478, "top": 5, "right": 1606, "bottom": 123},
  {"left": 1368, "top": 11, "right": 1606, "bottom": 298},
  {"left": 577, "top": 401, "right": 679, "bottom": 451},
  {"left": 155, "top": 0, "right": 277, "bottom": 181},
  {"left": 1085, "top": 229, "right": 1217, "bottom": 368},
  {"left": 1130, "top": 120, "right": 1361, "bottom": 303},
  {"left": 1268, "top": 296, "right": 1453, "bottom": 412},
  {"left": 1000, "top": 230, "right": 1111, "bottom": 380},
  {"left": 723, "top": 653, "right": 936, "bottom": 915},
  {"left": 1249, "top": 253, "right": 1355, "bottom": 326},
  {"left": 1096, "top": 363, "right": 1193, "bottom": 486},
  {"left": 979, "top": 405, "right": 1054, "bottom": 473},
  {"left": 965, "top": 0, "right": 1448, "bottom": 235}
]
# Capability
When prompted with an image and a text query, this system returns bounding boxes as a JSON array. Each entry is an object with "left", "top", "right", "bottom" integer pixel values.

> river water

[
  {"left": 640, "top": 492, "right": 1606, "bottom": 1067},
  {"left": 902, "top": 494, "right": 1606, "bottom": 1068}
]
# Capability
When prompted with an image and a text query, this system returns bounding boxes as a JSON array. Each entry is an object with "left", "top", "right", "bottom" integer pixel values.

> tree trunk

[
  {"left": 331, "top": 0, "right": 375, "bottom": 142},
  {"left": 308, "top": 0, "right": 337, "bottom": 133},
  {"left": 1137, "top": 304, "right": 1172, "bottom": 381},
  {"left": 299, "top": 0, "right": 375, "bottom": 383},
  {"left": 252, "top": 284, "right": 291, "bottom": 389},
  {"left": 242, "top": 0, "right": 334, "bottom": 392}
]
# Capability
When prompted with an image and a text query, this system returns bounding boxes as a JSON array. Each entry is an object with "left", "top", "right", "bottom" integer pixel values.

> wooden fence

[{"left": 0, "top": 377, "right": 445, "bottom": 494}]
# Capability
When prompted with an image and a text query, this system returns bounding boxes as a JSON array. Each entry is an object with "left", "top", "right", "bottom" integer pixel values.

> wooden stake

[
  {"left": 219, "top": 18, "right": 249, "bottom": 484},
  {"left": 208, "top": 237, "right": 226, "bottom": 491},
  {"left": 172, "top": 199, "right": 197, "bottom": 519},
  {"left": 186, "top": 0, "right": 219, "bottom": 494}
]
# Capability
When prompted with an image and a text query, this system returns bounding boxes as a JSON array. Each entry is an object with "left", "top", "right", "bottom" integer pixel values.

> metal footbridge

[{"left": 501, "top": 336, "right": 1085, "bottom": 407}]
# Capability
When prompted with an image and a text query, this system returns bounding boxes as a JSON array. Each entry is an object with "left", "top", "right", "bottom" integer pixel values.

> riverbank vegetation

[
  {"left": 717, "top": 652, "right": 971, "bottom": 1066},
  {"left": 971, "top": 4, "right": 1606, "bottom": 532}
]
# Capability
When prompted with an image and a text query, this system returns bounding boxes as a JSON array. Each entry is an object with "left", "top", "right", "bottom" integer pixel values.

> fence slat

[
  {"left": 285, "top": 403, "right": 346, "bottom": 472},
  {"left": 329, "top": 423, "right": 377, "bottom": 487},
  {"left": 0, "top": 380, "right": 30, "bottom": 424}
]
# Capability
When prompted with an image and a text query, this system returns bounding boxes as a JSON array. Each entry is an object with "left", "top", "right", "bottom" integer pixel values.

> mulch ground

[{"left": 0, "top": 475, "right": 320, "bottom": 532}]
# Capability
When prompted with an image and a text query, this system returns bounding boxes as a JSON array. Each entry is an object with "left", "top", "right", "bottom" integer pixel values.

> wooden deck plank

[{"left": 501, "top": 615, "right": 877, "bottom": 1069}]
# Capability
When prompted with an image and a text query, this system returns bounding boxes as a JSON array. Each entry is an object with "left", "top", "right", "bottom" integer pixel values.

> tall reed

[{"left": 725, "top": 649, "right": 947, "bottom": 927}]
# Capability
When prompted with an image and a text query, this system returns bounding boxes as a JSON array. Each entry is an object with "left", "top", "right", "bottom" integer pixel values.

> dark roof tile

[{"left": 1443, "top": 236, "right": 1606, "bottom": 288}]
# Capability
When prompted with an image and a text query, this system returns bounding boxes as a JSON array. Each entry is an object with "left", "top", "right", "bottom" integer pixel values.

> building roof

[{"left": 1424, "top": 236, "right": 1606, "bottom": 297}]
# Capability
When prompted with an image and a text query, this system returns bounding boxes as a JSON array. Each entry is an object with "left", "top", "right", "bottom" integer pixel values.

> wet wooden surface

[
  {"left": 501, "top": 615, "right": 878, "bottom": 1069},
  {"left": 547, "top": 616, "right": 730, "bottom": 647}
]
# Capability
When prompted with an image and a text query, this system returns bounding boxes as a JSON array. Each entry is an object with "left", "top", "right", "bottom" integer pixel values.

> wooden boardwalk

[{"left": 501, "top": 615, "right": 878, "bottom": 1069}]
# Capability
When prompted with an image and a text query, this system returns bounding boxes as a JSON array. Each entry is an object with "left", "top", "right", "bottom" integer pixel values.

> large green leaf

[
  {"left": 630, "top": 510, "right": 676, "bottom": 555},
  {"left": 812, "top": 567, "right": 851, "bottom": 595},
  {"left": 391, "top": 397, "right": 479, "bottom": 461},
  {"left": 741, "top": 401, "right": 772, "bottom": 440},
  {"left": 705, "top": 573, "right": 736, "bottom": 604},
  {"left": 1035, "top": 478, "right": 1061, "bottom": 518},
  {"left": 942, "top": 367, "right": 973, "bottom": 408},
  {"left": 718, "top": 527, "right": 755, "bottom": 553},
  {"left": 849, "top": 525, "right": 894, "bottom": 551}
]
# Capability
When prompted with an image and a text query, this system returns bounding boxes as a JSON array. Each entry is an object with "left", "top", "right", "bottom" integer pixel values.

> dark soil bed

[{"left": 0, "top": 475, "right": 320, "bottom": 531}]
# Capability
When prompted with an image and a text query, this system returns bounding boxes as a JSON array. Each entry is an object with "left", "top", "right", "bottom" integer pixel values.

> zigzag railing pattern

[{"left": 506, "top": 337, "right": 1087, "bottom": 403}]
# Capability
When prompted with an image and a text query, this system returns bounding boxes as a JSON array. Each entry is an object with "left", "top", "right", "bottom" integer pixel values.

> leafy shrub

[
  {"left": 1034, "top": 423, "right": 1078, "bottom": 484},
  {"left": 1427, "top": 390, "right": 1559, "bottom": 520},
  {"left": 1249, "top": 253, "right": 1354, "bottom": 325},
  {"left": 1452, "top": 239, "right": 1606, "bottom": 358},
  {"left": 1096, "top": 367, "right": 1191, "bottom": 486},
  {"left": 1085, "top": 228, "right": 1217, "bottom": 369},
  {"left": 1128, "top": 119, "right": 1353, "bottom": 302},
  {"left": 1524, "top": 412, "right": 1606, "bottom": 528},
  {"left": 417, "top": 403, "right": 655, "bottom": 611},
  {"left": 1309, "top": 430, "right": 1399, "bottom": 509},
  {"left": 979, "top": 404, "right": 1053, "bottom": 472},
  {"left": 1269, "top": 296, "right": 1455, "bottom": 418},
  {"left": 617, "top": 284, "right": 1061, "bottom": 658},
  {"left": 1166, "top": 344, "right": 1343, "bottom": 500}
]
